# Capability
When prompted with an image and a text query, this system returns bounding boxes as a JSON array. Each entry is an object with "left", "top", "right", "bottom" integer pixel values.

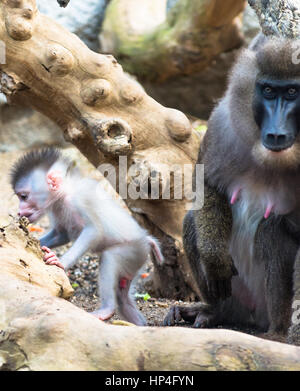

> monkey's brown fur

[
  {"left": 183, "top": 182, "right": 236, "bottom": 303},
  {"left": 165, "top": 36, "right": 300, "bottom": 344}
]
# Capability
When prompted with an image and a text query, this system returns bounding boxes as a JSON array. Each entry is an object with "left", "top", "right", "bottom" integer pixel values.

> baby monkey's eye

[{"left": 19, "top": 194, "right": 28, "bottom": 201}]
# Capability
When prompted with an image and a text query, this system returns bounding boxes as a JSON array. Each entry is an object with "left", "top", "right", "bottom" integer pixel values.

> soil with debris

[
  {"left": 56, "top": 245, "right": 175, "bottom": 327},
  {"left": 49, "top": 243, "right": 269, "bottom": 339},
  {"left": 0, "top": 148, "right": 284, "bottom": 342}
]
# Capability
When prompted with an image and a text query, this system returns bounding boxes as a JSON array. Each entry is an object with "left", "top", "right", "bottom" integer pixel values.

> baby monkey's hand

[{"left": 42, "top": 246, "right": 65, "bottom": 270}]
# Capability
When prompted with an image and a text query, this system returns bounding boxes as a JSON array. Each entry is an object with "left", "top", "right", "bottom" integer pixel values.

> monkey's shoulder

[{"left": 202, "top": 97, "right": 235, "bottom": 164}]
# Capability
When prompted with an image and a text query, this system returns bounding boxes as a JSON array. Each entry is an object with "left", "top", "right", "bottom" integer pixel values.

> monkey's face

[
  {"left": 16, "top": 191, "right": 43, "bottom": 223},
  {"left": 14, "top": 171, "right": 49, "bottom": 223},
  {"left": 251, "top": 79, "right": 300, "bottom": 168},
  {"left": 229, "top": 38, "right": 300, "bottom": 170}
]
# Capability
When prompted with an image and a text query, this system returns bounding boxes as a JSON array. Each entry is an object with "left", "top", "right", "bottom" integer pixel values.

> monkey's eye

[
  {"left": 19, "top": 194, "right": 28, "bottom": 201},
  {"left": 286, "top": 87, "right": 299, "bottom": 99},
  {"left": 262, "top": 85, "right": 275, "bottom": 99}
]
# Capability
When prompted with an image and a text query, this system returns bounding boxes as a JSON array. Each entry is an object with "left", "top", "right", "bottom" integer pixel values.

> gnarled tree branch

[{"left": 0, "top": 0, "right": 201, "bottom": 299}]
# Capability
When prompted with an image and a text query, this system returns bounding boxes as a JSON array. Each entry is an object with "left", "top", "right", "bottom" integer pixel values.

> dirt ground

[{"left": 0, "top": 148, "right": 285, "bottom": 341}]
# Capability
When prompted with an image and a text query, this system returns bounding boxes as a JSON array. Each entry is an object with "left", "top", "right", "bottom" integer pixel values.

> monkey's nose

[{"left": 263, "top": 132, "right": 292, "bottom": 152}]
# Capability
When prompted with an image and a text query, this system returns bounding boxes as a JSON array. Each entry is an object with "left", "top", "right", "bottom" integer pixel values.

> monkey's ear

[{"left": 47, "top": 170, "right": 63, "bottom": 192}]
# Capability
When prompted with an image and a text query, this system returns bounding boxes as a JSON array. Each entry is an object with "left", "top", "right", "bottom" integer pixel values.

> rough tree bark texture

[
  {"left": 0, "top": 0, "right": 204, "bottom": 300},
  {"left": 1, "top": 219, "right": 300, "bottom": 371},
  {"left": 249, "top": 0, "right": 300, "bottom": 38},
  {"left": 0, "top": 215, "right": 73, "bottom": 300},
  {"left": 100, "top": 0, "right": 246, "bottom": 82}
]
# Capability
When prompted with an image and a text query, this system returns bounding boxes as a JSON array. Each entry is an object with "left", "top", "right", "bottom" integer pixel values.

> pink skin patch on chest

[
  {"left": 264, "top": 202, "right": 274, "bottom": 219},
  {"left": 230, "top": 187, "right": 241, "bottom": 205},
  {"left": 230, "top": 187, "right": 275, "bottom": 220}
]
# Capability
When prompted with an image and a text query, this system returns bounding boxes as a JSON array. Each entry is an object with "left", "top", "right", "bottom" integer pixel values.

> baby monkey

[{"left": 11, "top": 148, "right": 163, "bottom": 326}]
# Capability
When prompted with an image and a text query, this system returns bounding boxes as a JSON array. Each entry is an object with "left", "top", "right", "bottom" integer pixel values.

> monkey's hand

[
  {"left": 42, "top": 246, "right": 65, "bottom": 270},
  {"left": 163, "top": 303, "right": 216, "bottom": 328},
  {"left": 203, "top": 258, "right": 238, "bottom": 301}
]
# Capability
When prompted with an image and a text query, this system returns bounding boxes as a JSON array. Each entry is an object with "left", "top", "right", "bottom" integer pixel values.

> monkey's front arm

[
  {"left": 40, "top": 229, "right": 70, "bottom": 270},
  {"left": 40, "top": 228, "right": 69, "bottom": 248},
  {"left": 40, "top": 226, "right": 99, "bottom": 270},
  {"left": 59, "top": 226, "right": 100, "bottom": 270},
  {"left": 165, "top": 184, "right": 237, "bottom": 327},
  {"left": 184, "top": 183, "right": 237, "bottom": 302}
]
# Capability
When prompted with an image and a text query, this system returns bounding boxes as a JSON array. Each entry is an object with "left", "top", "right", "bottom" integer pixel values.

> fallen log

[{"left": 0, "top": 219, "right": 299, "bottom": 371}]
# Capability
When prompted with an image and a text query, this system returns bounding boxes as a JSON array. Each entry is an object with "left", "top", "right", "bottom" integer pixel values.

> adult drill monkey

[
  {"left": 11, "top": 148, "right": 164, "bottom": 326},
  {"left": 165, "top": 36, "right": 300, "bottom": 338}
]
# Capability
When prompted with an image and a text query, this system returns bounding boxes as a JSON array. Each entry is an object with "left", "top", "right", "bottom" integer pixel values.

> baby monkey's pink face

[
  {"left": 16, "top": 191, "right": 44, "bottom": 223},
  {"left": 14, "top": 171, "right": 49, "bottom": 223}
]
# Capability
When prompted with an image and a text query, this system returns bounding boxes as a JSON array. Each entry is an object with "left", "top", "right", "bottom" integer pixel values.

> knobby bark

[{"left": 0, "top": 0, "right": 203, "bottom": 299}]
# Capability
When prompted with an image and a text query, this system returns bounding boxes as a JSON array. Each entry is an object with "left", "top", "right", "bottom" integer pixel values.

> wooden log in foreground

[
  {"left": 1, "top": 274, "right": 300, "bottom": 371},
  {"left": 0, "top": 218, "right": 299, "bottom": 371}
]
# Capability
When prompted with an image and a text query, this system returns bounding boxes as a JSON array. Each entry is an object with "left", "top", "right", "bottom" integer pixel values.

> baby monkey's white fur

[{"left": 13, "top": 149, "right": 164, "bottom": 326}]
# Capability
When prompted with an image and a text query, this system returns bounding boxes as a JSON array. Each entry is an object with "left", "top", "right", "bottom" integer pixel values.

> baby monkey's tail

[{"left": 147, "top": 236, "right": 164, "bottom": 264}]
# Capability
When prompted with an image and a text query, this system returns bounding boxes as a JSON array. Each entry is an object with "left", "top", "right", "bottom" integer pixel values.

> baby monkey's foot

[{"left": 90, "top": 306, "right": 115, "bottom": 321}]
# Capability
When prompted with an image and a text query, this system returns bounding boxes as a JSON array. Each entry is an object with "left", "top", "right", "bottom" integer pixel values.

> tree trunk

[
  {"left": 249, "top": 0, "right": 300, "bottom": 38},
  {"left": 0, "top": 0, "right": 202, "bottom": 300},
  {"left": 1, "top": 219, "right": 300, "bottom": 371},
  {"left": 100, "top": 0, "right": 246, "bottom": 82}
]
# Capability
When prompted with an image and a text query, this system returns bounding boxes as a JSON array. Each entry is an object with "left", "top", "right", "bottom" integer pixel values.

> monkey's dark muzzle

[
  {"left": 261, "top": 111, "right": 298, "bottom": 152},
  {"left": 262, "top": 131, "right": 295, "bottom": 152}
]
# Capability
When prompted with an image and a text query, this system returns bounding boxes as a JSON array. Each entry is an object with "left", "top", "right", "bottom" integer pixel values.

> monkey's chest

[
  {"left": 228, "top": 182, "right": 299, "bottom": 264},
  {"left": 227, "top": 179, "right": 297, "bottom": 221},
  {"left": 228, "top": 199, "right": 267, "bottom": 321},
  {"left": 55, "top": 209, "right": 85, "bottom": 240},
  {"left": 228, "top": 184, "right": 299, "bottom": 314}
]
